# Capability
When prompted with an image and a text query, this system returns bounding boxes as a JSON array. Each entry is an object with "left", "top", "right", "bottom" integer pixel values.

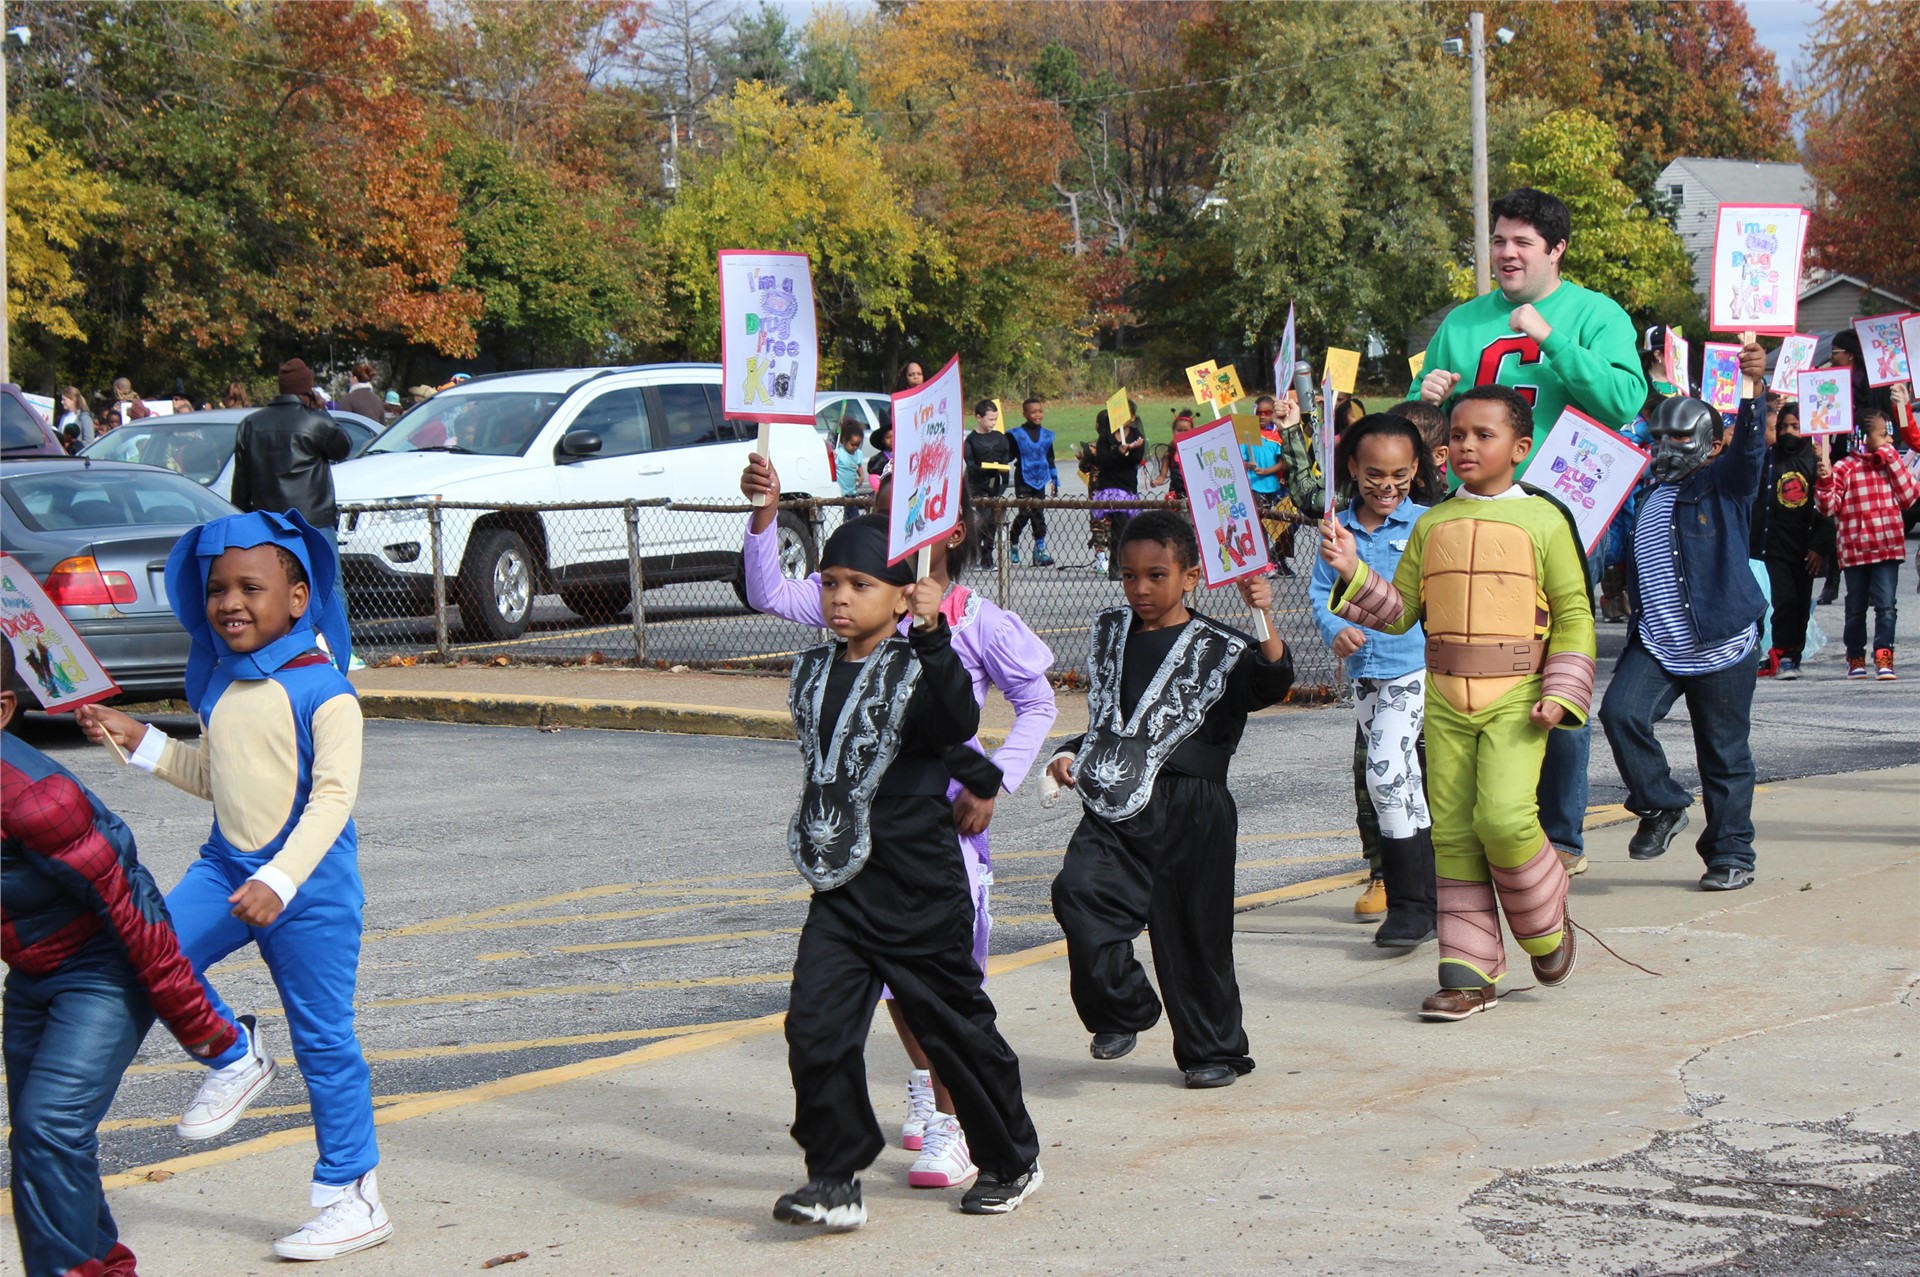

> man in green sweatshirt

[
  {"left": 1412, "top": 187, "right": 1646, "bottom": 446},
  {"left": 1410, "top": 186, "right": 1647, "bottom": 887}
]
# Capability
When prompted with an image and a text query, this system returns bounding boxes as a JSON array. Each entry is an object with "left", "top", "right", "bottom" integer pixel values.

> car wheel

[
  {"left": 732, "top": 509, "right": 818, "bottom": 606},
  {"left": 458, "top": 528, "right": 535, "bottom": 640},
  {"left": 560, "top": 585, "right": 631, "bottom": 622}
]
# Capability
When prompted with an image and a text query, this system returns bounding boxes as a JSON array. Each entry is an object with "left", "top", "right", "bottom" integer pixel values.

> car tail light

[{"left": 45, "top": 556, "right": 138, "bottom": 607}]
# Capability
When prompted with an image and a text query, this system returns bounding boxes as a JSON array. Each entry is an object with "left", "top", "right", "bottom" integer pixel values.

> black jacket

[
  {"left": 1749, "top": 432, "right": 1836, "bottom": 562},
  {"left": 230, "top": 396, "right": 352, "bottom": 529}
]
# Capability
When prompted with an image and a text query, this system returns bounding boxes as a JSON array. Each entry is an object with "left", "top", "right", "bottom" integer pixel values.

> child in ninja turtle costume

[{"left": 1320, "top": 384, "right": 1597, "bottom": 1021}]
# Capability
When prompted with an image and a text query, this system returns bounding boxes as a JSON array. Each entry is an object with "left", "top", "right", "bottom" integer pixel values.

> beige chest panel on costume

[
  {"left": 1424, "top": 519, "right": 1546, "bottom": 715},
  {"left": 206, "top": 679, "right": 301, "bottom": 853}
]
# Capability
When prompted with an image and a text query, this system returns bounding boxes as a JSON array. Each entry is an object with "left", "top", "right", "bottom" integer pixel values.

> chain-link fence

[{"left": 337, "top": 496, "right": 1340, "bottom": 694}]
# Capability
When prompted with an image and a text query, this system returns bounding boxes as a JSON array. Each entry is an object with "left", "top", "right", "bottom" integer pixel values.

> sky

[{"left": 1742, "top": 0, "right": 1820, "bottom": 89}]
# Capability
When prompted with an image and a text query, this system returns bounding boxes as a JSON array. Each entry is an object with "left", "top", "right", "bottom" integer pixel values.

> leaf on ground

[
  {"left": 144, "top": 1169, "right": 174, "bottom": 1182},
  {"left": 482, "top": 1253, "right": 530, "bottom": 1269}
]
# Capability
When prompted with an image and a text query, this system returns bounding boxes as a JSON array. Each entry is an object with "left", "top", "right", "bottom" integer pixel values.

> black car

[{"left": 1, "top": 457, "right": 239, "bottom": 701}]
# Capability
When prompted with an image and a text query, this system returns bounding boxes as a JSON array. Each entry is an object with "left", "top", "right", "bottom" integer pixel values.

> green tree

[
  {"left": 1500, "top": 109, "right": 1698, "bottom": 327},
  {"left": 659, "top": 82, "right": 948, "bottom": 379},
  {"left": 5, "top": 116, "right": 120, "bottom": 346},
  {"left": 716, "top": 3, "right": 798, "bottom": 91},
  {"left": 1216, "top": 1, "right": 1471, "bottom": 360}
]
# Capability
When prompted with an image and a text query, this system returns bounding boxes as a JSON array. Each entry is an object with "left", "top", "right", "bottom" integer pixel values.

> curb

[{"left": 356, "top": 690, "right": 797, "bottom": 740}]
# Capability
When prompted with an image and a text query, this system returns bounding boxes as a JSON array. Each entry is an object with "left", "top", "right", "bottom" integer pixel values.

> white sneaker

[
  {"left": 907, "top": 1113, "right": 978, "bottom": 1188},
  {"left": 177, "top": 1014, "right": 278, "bottom": 1141},
  {"left": 274, "top": 1171, "right": 394, "bottom": 1261},
  {"left": 901, "top": 1068, "right": 935, "bottom": 1151}
]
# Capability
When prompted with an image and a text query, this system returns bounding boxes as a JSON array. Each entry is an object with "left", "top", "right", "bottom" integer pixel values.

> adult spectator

[
  {"left": 223, "top": 381, "right": 252, "bottom": 409},
  {"left": 111, "top": 378, "right": 153, "bottom": 422},
  {"left": 56, "top": 387, "right": 95, "bottom": 444},
  {"left": 230, "top": 358, "right": 352, "bottom": 530},
  {"left": 343, "top": 361, "right": 385, "bottom": 423},
  {"left": 1411, "top": 187, "right": 1648, "bottom": 879}
]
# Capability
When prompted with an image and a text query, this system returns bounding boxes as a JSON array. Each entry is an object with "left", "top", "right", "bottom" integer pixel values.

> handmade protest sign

[
  {"left": 1324, "top": 347, "right": 1360, "bottom": 395},
  {"left": 1532, "top": 410, "right": 1651, "bottom": 555},
  {"left": 1273, "top": 304, "right": 1296, "bottom": 399},
  {"left": 1, "top": 554, "right": 120, "bottom": 711},
  {"left": 1709, "top": 204, "right": 1807, "bottom": 334},
  {"left": 1797, "top": 369, "right": 1853, "bottom": 437},
  {"left": 1185, "top": 359, "right": 1219, "bottom": 406},
  {"left": 1106, "top": 387, "right": 1133, "bottom": 431},
  {"left": 1664, "top": 328, "right": 1691, "bottom": 396},
  {"left": 888, "top": 355, "right": 966, "bottom": 567},
  {"left": 1904, "top": 316, "right": 1920, "bottom": 398},
  {"left": 1700, "top": 342, "right": 1743, "bottom": 413},
  {"left": 1854, "top": 313, "right": 1912, "bottom": 389},
  {"left": 1209, "top": 364, "right": 1245, "bottom": 413},
  {"left": 719, "top": 251, "right": 819, "bottom": 505},
  {"left": 1770, "top": 334, "right": 1819, "bottom": 397},
  {"left": 1408, "top": 350, "right": 1427, "bottom": 379},
  {"left": 1172, "top": 415, "right": 1273, "bottom": 639}
]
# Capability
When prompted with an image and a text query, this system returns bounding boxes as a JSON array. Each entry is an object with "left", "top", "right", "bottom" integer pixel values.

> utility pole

[{"left": 1470, "top": 11, "right": 1490, "bottom": 297}]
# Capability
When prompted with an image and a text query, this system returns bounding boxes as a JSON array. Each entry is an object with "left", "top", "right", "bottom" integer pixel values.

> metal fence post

[
  {"left": 995, "top": 500, "right": 1011, "bottom": 606},
  {"left": 624, "top": 501, "right": 648, "bottom": 664},
  {"left": 427, "top": 501, "right": 450, "bottom": 660}
]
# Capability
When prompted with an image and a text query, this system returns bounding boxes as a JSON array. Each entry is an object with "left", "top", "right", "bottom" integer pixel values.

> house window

[{"left": 1669, "top": 184, "right": 1685, "bottom": 205}]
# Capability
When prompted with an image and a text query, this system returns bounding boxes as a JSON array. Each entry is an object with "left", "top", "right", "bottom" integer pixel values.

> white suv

[{"left": 332, "top": 364, "right": 832, "bottom": 639}]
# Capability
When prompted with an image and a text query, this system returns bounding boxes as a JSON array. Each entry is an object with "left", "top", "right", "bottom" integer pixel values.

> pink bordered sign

[
  {"left": 887, "top": 353, "right": 966, "bottom": 566},
  {"left": 1854, "top": 312, "right": 1912, "bottom": 389},
  {"left": 1172, "top": 415, "right": 1271, "bottom": 589},
  {"left": 1708, "top": 203, "right": 1808, "bottom": 336},
  {"left": 1700, "top": 342, "right": 1743, "bottom": 413},
  {"left": 1, "top": 553, "right": 121, "bottom": 711},
  {"left": 1531, "top": 408, "right": 1651, "bottom": 556},
  {"left": 717, "top": 250, "right": 819, "bottom": 426},
  {"left": 1796, "top": 369, "right": 1853, "bottom": 437}
]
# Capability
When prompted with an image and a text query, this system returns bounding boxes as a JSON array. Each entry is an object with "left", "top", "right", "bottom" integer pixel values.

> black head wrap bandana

[{"left": 820, "top": 514, "right": 918, "bottom": 586}]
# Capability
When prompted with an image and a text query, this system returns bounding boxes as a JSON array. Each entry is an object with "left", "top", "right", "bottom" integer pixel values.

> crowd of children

[{"left": 11, "top": 300, "right": 1916, "bottom": 1265}]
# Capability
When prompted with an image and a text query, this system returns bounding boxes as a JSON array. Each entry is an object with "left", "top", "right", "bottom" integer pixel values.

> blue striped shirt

[{"left": 1634, "top": 484, "right": 1756, "bottom": 674}]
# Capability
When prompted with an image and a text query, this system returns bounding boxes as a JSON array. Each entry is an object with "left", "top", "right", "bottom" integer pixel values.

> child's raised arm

[{"left": 78, "top": 704, "right": 212, "bottom": 800}]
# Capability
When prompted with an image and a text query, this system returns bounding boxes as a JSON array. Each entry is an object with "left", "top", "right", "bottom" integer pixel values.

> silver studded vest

[{"left": 788, "top": 637, "right": 922, "bottom": 890}]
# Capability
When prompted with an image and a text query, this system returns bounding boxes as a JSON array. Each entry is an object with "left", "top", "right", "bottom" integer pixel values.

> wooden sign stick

[
  {"left": 1739, "top": 330, "right": 1759, "bottom": 400},
  {"left": 751, "top": 423, "right": 774, "bottom": 507}
]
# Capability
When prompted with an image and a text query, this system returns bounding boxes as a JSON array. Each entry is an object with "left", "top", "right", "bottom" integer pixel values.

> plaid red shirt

[{"left": 1815, "top": 445, "right": 1920, "bottom": 568}]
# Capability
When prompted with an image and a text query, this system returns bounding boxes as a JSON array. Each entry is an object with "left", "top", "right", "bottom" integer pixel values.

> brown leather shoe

[
  {"left": 1530, "top": 915, "right": 1577, "bottom": 987},
  {"left": 1418, "top": 984, "right": 1498, "bottom": 1021}
]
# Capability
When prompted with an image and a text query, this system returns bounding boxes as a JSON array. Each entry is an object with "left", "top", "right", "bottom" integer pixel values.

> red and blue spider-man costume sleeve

[{"left": 2, "top": 741, "right": 238, "bottom": 1059}]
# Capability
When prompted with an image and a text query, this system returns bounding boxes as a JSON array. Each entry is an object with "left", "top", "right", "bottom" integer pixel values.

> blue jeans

[
  {"left": 1842, "top": 560, "right": 1899, "bottom": 658},
  {"left": 1599, "top": 639, "right": 1757, "bottom": 870},
  {"left": 5, "top": 943, "right": 153, "bottom": 1277},
  {"left": 1537, "top": 719, "right": 1590, "bottom": 854}
]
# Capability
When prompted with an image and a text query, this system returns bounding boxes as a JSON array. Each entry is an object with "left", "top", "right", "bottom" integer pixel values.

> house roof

[
  {"left": 1661, "top": 158, "right": 1816, "bottom": 207},
  {"left": 1798, "top": 272, "right": 1915, "bottom": 309}
]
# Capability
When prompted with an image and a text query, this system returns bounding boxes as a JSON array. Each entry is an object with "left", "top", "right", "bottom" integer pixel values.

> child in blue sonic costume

[{"left": 79, "top": 511, "right": 390, "bottom": 1262}]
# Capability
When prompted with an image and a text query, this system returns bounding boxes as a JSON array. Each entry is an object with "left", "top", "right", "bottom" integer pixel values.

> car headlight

[{"left": 348, "top": 502, "right": 433, "bottom": 530}]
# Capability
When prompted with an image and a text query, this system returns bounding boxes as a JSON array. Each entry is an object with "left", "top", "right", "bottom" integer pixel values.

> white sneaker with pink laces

[{"left": 907, "top": 1114, "right": 978, "bottom": 1189}]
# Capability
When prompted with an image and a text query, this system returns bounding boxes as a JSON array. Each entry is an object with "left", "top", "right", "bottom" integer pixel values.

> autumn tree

[
  {"left": 1217, "top": 1, "right": 1471, "bottom": 361},
  {"left": 1502, "top": 110, "right": 1697, "bottom": 328},
  {"left": 659, "top": 82, "right": 946, "bottom": 379},
  {"left": 1434, "top": 1, "right": 1795, "bottom": 204},
  {"left": 5, "top": 116, "right": 119, "bottom": 350},
  {"left": 1800, "top": 0, "right": 1920, "bottom": 298}
]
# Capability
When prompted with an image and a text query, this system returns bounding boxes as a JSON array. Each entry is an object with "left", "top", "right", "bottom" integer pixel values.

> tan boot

[
  {"left": 1418, "top": 985, "right": 1498, "bottom": 1021},
  {"left": 1353, "top": 877, "right": 1387, "bottom": 921}
]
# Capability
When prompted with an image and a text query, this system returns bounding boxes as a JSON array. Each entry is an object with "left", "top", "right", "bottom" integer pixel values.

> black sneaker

[
  {"left": 1089, "top": 1031, "right": 1137, "bottom": 1060},
  {"left": 1699, "top": 865, "right": 1755, "bottom": 891},
  {"left": 773, "top": 1177, "right": 865, "bottom": 1230},
  {"left": 1628, "top": 809, "right": 1690, "bottom": 860},
  {"left": 961, "top": 1163, "right": 1044, "bottom": 1215}
]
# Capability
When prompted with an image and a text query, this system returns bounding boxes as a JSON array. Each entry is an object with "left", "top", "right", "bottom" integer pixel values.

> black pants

[
  {"left": 785, "top": 904, "right": 1038, "bottom": 1181},
  {"left": 969, "top": 477, "right": 1005, "bottom": 563},
  {"left": 1051, "top": 774, "right": 1252, "bottom": 1074},
  {"left": 1767, "top": 557, "right": 1815, "bottom": 660},
  {"left": 1008, "top": 483, "right": 1048, "bottom": 548}
]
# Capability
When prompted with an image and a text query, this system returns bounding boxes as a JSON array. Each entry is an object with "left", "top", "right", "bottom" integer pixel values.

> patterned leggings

[{"left": 1354, "top": 672, "right": 1430, "bottom": 839}]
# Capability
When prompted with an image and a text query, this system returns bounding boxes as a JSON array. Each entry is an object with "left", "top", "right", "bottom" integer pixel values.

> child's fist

[
  {"left": 228, "top": 880, "right": 284, "bottom": 928},
  {"left": 1739, "top": 341, "right": 1767, "bottom": 382},
  {"left": 1333, "top": 627, "right": 1368, "bottom": 660},
  {"left": 1318, "top": 516, "right": 1358, "bottom": 578},
  {"left": 76, "top": 704, "right": 144, "bottom": 754},
  {"left": 1238, "top": 575, "right": 1275, "bottom": 613},
  {"left": 1529, "top": 699, "right": 1566, "bottom": 730},
  {"left": 1046, "top": 754, "right": 1076, "bottom": 789},
  {"left": 908, "top": 577, "right": 944, "bottom": 631},
  {"left": 740, "top": 454, "right": 780, "bottom": 502},
  {"left": 1419, "top": 369, "right": 1462, "bottom": 405}
]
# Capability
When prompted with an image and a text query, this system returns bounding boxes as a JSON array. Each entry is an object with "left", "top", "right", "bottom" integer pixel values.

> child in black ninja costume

[
  {"left": 1047, "top": 511, "right": 1295, "bottom": 1088},
  {"left": 775, "top": 515, "right": 1042, "bottom": 1229}
]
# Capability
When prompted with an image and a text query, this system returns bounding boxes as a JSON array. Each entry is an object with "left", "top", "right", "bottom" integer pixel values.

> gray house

[
  {"left": 1794, "top": 274, "right": 1916, "bottom": 334},
  {"left": 1655, "top": 157, "right": 1817, "bottom": 295}
]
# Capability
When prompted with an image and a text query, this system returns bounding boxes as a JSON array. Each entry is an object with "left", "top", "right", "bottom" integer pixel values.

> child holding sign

[
  {"left": 1309, "top": 415, "right": 1443, "bottom": 949},
  {"left": 1320, "top": 386, "right": 1595, "bottom": 1021},
  {"left": 740, "top": 457, "right": 1057, "bottom": 1192},
  {"left": 774, "top": 516, "right": 1042, "bottom": 1227},
  {"left": 1046, "top": 512, "right": 1293, "bottom": 1088}
]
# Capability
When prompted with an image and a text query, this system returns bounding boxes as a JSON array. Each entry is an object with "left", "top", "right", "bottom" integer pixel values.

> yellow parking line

[
  {"left": 556, "top": 927, "right": 803, "bottom": 955},
  {"left": 363, "top": 969, "right": 793, "bottom": 1011}
]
